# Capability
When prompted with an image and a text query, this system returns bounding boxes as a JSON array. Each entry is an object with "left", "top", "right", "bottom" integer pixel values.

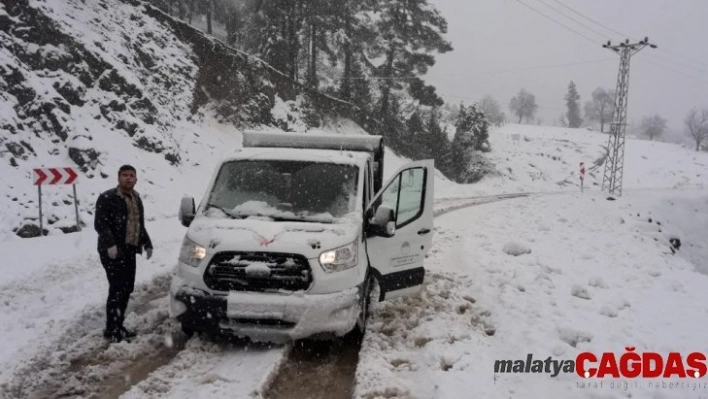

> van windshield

[{"left": 206, "top": 160, "right": 359, "bottom": 223}]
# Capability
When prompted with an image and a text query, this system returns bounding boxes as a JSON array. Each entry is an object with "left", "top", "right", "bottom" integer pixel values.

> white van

[{"left": 170, "top": 131, "right": 434, "bottom": 342}]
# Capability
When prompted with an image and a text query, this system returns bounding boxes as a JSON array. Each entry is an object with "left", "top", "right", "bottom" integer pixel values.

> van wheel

[
  {"left": 352, "top": 272, "right": 379, "bottom": 337},
  {"left": 181, "top": 324, "right": 195, "bottom": 337}
]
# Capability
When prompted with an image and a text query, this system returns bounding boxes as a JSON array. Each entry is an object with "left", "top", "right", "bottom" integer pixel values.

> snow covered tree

[
  {"left": 406, "top": 109, "right": 425, "bottom": 142},
  {"left": 565, "top": 81, "right": 582, "bottom": 128},
  {"left": 339, "top": 53, "right": 372, "bottom": 108},
  {"left": 336, "top": 0, "right": 375, "bottom": 108},
  {"left": 640, "top": 114, "right": 667, "bottom": 141},
  {"left": 478, "top": 95, "right": 505, "bottom": 127},
  {"left": 584, "top": 87, "right": 614, "bottom": 132},
  {"left": 239, "top": 0, "right": 292, "bottom": 78},
  {"left": 225, "top": 3, "right": 244, "bottom": 46},
  {"left": 684, "top": 108, "right": 708, "bottom": 151},
  {"left": 369, "top": 0, "right": 452, "bottom": 117},
  {"left": 423, "top": 107, "right": 450, "bottom": 165},
  {"left": 449, "top": 104, "right": 490, "bottom": 179},
  {"left": 509, "top": 89, "right": 538, "bottom": 124}
]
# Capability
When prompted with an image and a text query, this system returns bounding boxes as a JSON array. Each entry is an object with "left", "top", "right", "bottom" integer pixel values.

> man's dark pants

[{"left": 100, "top": 245, "right": 137, "bottom": 333}]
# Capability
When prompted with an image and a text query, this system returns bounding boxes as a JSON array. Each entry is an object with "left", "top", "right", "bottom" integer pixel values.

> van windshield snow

[{"left": 206, "top": 160, "right": 359, "bottom": 223}]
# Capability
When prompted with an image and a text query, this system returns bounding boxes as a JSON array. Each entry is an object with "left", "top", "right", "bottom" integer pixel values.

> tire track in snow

[
  {"left": 0, "top": 192, "right": 537, "bottom": 399},
  {"left": 0, "top": 275, "right": 183, "bottom": 399},
  {"left": 1, "top": 265, "right": 287, "bottom": 399},
  {"left": 261, "top": 192, "right": 534, "bottom": 399}
]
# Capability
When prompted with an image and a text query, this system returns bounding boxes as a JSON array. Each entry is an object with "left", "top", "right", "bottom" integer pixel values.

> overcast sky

[{"left": 426, "top": 0, "right": 708, "bottom": 132}]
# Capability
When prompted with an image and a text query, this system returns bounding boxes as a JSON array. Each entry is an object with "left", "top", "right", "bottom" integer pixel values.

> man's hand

[
  {"left": 107, "top": 246, "right": 118, "bottom": 259},
  {"left": 146, "top": 247, "right": 153, "bottom": 260}
]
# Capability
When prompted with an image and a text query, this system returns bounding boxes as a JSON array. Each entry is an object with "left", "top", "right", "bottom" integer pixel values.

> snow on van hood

[{"left": 185, "top": 212, "right": 362, "bottom": 259}]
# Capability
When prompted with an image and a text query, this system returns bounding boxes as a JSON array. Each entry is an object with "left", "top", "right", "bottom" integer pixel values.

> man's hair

[{"left": 118, "top": 164, "right": 136, "bottom": 176}]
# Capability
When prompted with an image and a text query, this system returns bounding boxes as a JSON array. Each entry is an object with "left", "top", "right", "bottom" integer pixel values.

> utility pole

[{"left": 601, "top": 37, "right": 656, "bottom": 196}]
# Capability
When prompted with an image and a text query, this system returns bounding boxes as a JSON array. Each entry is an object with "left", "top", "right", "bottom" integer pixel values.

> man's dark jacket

[{"left": 94, "top": 188, "right": 152, "bottom": 256}]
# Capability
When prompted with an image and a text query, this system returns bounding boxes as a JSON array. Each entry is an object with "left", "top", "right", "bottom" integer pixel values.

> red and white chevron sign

[{"left": 33, "top": 167, "right": 79, "bottom": 185}]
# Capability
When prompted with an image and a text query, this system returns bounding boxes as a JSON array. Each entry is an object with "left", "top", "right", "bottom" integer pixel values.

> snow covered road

[
  {"left": 1, "top": 184, "right": 705, "bottom": 398},
  {"left": 0, "top": 215, "right": 287, "bottom": 398},
  {"left": 0, "top": 193, "right": 506, "bottom": 398},
  {"left": 355, "top": 189, "right": 708, "bottom": 399}
]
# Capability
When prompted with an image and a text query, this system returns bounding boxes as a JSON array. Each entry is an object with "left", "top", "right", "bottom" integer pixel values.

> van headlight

[
  {"left": 178, "top": 237, "right": 206, "bottom": 267},
  {"left": 319, "top": 240, "right": 358, "bottom": 273}
]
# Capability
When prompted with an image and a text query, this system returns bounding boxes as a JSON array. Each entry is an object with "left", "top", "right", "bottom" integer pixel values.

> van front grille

[{"left": 204, "top": 251, "right": 312, "bottom": 292}]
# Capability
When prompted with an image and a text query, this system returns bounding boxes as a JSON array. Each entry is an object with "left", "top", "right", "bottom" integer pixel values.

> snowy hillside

[
  {"left": 356, "top": 188, "right": 708, "bottom": 399},
  {"left": 353, "top": 127, "right": 708, "bottom": 399},
  {"left": 438, "top": 124, "right": 708, "bottom": 198},
  {"left": 0, "top": 0, "right": 211, "bottom": 237},
  {"left": 0, "top": 0, "right": 376, "bottom": 240}
]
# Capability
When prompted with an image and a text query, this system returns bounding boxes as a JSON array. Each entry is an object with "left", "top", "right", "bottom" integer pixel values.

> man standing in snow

[{"left": 94, "top": 165, "right": 153, "bottom": 343}]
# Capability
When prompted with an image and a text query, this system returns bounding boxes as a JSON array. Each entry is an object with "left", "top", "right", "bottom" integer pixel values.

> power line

[
  {"left": 550, "top": 0, "right": 629, "bottom": 38},
  {"left": 513, "top": 0, "right": 598, "bottom": 45},
  {"left": 440, "top": 58, "right": 615, "bottom": 78},
  {"left": 644, "top": 53, "right": 708, "bottom": 76},
  {"left": 642, "top": 59, "right": 708, "bottom": 86},
  {"left": 548, "top": 0, "right": 708, "bottom": 72},
  {"left": 334, "top": 58, "right": 615, "bottom": 81},
  {"left": 657, "top": 49, "right": 708, "bottom": 70},
  {"left": 535, "top": 0, "right": 608, "bottom": 39}
]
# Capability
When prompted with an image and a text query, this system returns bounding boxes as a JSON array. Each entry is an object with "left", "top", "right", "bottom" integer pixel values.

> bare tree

[
  {"left": 509, "top": 89, "right": 538, "bottom": 124},
  {"left": 479, "top": 95, "right": 505, "bottom": 127},
  {"left": 640, "top": 114, "right": 667, "bottom": 141},
  {"left": 685, "top": 108, "right": 708, "bottom": 151},
  {"left": 584, "top": 87, "right": 615, "bottom": 132}
]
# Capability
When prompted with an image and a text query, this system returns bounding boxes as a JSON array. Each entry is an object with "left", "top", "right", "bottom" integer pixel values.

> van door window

[
  {"left": 371, "top": 167, "right": 425, "bottom": 228},
  {"left": 397, "top": 168, "right": 425, "bottom": 226},
  {"left": 378, "top": 174, "right": 400, "bottom": 220}
]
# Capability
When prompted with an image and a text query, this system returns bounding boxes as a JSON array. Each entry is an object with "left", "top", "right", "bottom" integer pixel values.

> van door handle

[{"left": 417, "top": 228, "right": 431, "bottom": 235}]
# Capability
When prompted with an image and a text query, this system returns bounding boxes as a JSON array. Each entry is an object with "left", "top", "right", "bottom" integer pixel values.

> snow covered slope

[
  {"left": 484, "top": 124, "right": 708, "bottom": 193},
  {"left": 354, "top": 125, "right": 708, "bottom": 399},
  {"left": 0, "top": 0, "right": 212, "bottom": 237},
  {"left": 0, "top": 0, "right": 373, "bottom": 240},
  {"left": 356, "top": 189, "right": 708, "bottom": 399}
]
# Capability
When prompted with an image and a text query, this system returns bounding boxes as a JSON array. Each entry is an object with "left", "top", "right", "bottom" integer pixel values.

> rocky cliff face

[
  {"left": 0, "top": 0, "right": 200, "bottom": 172},
  {"left": 0, "top": 0, "right": 209, "bottom": 236},
  {"left": 0, "top": 0, "right": 374, "bottom": 238}
]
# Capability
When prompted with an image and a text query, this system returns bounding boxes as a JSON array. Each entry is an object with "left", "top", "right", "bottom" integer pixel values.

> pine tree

[
  {"left": 406, "top": 110, "right": 425, "bottom": 140},
  {"left": 335, "top": 0, "right": 375, "bottom": 109},
  {"left": 565, "top": 81, "right": 582, "bottom": 128},
  {"left": 449, "top": 105, "right": 470, "bottom": 178},
  {"left": 370, "top": 0, "right": 452, "bottom": 117},
  {"left": 449, "top": 104, "right": 490, "bottom": 180},
  {"left": 424, "top": 107, "right": 451, "bottom": 169}
]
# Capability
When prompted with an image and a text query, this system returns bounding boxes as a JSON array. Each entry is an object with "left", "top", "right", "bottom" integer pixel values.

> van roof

[{"left": 223, "top": 147, "right": 370, "bottom": 167}]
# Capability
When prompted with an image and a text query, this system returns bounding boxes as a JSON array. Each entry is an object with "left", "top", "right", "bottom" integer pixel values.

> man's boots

[{"left": 121, "top": 326, "right": 137, "bottom": 338}]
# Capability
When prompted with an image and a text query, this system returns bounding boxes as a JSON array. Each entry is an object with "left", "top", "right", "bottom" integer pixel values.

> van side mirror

[
  {"left": 179, "top": 196, "right": 195, "bottom": 227},
  {"left": 366, "top": 205, "right": 395, "bottom": 237}
]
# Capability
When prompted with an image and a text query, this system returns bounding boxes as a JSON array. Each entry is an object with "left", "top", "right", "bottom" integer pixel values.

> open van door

[{"left": 365, "top": 160, "right": 434, "bottom": 301}]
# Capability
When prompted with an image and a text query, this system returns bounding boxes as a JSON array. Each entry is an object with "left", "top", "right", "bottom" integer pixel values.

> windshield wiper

[
  {"left": 205, "top": 204, "right": 238, "bottom": 219},
  {"left": 270, "top": 215, "right": 333, "bottom": 223}
]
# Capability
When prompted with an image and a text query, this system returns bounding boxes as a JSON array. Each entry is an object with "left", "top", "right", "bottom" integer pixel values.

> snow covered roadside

[
  {"left": 0, "top": 214, "right": 288, "bottom": 398},
  {"left": 622, "top": 188, "right": 708, "bottom": 275},
  {"left": 354, "top": 191, "right": 708, "bottom": 399}
]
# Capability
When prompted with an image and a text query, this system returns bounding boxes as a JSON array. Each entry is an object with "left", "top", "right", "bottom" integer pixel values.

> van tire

[
  {"left": 181, "top": 324, "right": 195, "bottom": 337},
  {"left": 351, "top": 272, "right": 379, "bottom": 338}
]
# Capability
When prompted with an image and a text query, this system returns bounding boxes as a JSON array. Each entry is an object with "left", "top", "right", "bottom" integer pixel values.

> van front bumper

[{"left": 170, "top": 284, "right": 361, "bottom": 342}]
